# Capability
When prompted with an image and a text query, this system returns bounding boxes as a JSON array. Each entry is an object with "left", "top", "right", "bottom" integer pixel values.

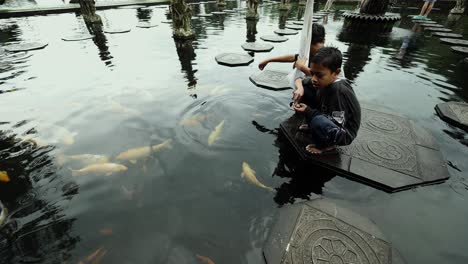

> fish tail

[
  {"left": 166, "top": 139, "right": 173, "bottom": 149},
  {"left": 68, "top": 168, "right": 80, "bottom": 177}
]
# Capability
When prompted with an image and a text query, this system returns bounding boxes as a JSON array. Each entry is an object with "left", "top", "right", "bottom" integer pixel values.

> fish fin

[
  {"left": 196, "top": 254, "right": 215, "bottom": 264},
  {"left": 129, "top": 160, "right": 137, "bottom": 165}
]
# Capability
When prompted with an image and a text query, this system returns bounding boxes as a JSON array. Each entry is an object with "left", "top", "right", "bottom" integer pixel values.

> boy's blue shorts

[
  {"left": 309, "top": 115, "right": 346, "bottom": 149},
  {"left": 424, "top": 0, "right": 436, "bottom": 3}
]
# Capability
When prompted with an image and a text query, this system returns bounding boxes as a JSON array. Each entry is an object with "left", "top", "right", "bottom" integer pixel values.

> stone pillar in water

[
  {"left": 174, "top": 39, "right": 197, "bottom": 98},
  {"left": 450, "top": 0, "right": 465, "bottom": 14},
  {"left": 246, "top": 19, "right": 257, "bottom": 42},
  {"left": 78, "top": 0, "right": 102, "bottom": 24},
  {"left": 246, "top": 0, "right": 259, "bottom": 20},
  {"left": 217, "top": 0, "right": 227, "bottom": 7},
  {"left": 359, "top": 0, "right": 389, "bottom": 15},
  {"left": 279, "top": 0, "right": 291, "bottom": 11},
  {"left": 278, "top": 9, "right": 290, "bottom": 29},
  {"left": 171, "top": 0, "right": 194, "bottom": 40}
]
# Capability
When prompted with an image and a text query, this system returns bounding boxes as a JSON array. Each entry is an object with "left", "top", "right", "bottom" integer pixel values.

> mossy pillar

[
  {"left": 246, "top": 0, "right": 259, "bottom": 20},
  {"left": 450, "top": 0, "right": 465, "bottom": 14},
  {"left": 217, "top": 0, "right": 227, "bottom": 7},
  {"left": 78, "top": 0, "right": 102, "bottom": 24},
  {"left": 279, "top": 0, "right": 290, "bottom": 11},
  {"left": 246, "top": 19, "right": 257, "bottom": 42},
  {"left": 171, "top": 0, "right": 194, "bottom": 40}
]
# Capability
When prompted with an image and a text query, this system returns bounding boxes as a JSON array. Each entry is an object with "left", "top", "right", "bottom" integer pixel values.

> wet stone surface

[
  {"left": 260, "top": 35, "right": 288, "bottom": 42},
  {"left": 264, "top": 199, "right": 399, "bottom": 264},
  {"left": 62, "top": 34, "right": 93, "bottom": 41},
  {"left": 104, "top": 28, "right": 131, "bottom": 34},
  {"left": 440, "top": 38, "right": 468, "bottom": 47},
  {"left": 451, "top": 46, "right": 468, "bottom": 54},
  {"left": 436, "top": 102, "right": 468, "bottom": 131},
  {"left": 279, "top": 108, "right": 450, "bottom": 192},
  {"left": 136, "top": 22, "right": 158, "bottom": 28},
  {"left": 292, "top": 21, "right": 304, "bottom": 25},
  {"left": 413, "top": 19, "right": 437, "bottom": 24},
  {"left": 274, "top": 29, "right": 298, "bottom": 35},
  {"left": 241, "top": 42, "right": 274, "bottom": 52},
  {"left": 5, "top": 42, "right": 48, "bottom": 52},
  {"left": 419, "top": 23, "right": 443, "bottom": 27},
  {"left": 198, "top": 13, "right": 213, "bottom": 17},
  {"left": 285, "top": 24, "right": 303, "bottom": 30},
  {"left": 424, "top": 27, "right": 452, "bottom": 32},
  {"left": 432, "top": 32, "right": 463, "bottom": 38},
  {"left": 212, "top": 11, "right": 226, "bottom": 15},
  {"left": 249, "top": 70, "right": 290, "bottom": 90},
  {"left": 215, "top": 53, "right": 254, "bottom": 67}
]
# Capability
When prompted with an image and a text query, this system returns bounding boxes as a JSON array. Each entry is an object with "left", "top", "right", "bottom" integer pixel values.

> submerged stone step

[
  {"left": 104, "top": 28, "right": 131, "bottom": 34},
  {"left": 62, "top": 34, "right": 93, "bottom": 41},
  {"left": 279, "top": 108, "right": 450, "bottom": 192},
  {"left": 249, "top": 70, "right": 290, "bottom": 90},
  {"left": 241, "top": 42, "right": 274, "bottom": 52},
  {"left": 440, "top": 38, "right": 468, "bottom": 47},
  {"left": 285, "top": 24, "right": 303, "bottom": 30},
  {"left": 215, "top": 53, "right": 254, "bottom": 67},
  {"left": 432, "top": 32, "right": 463, "bottom": 39},
  {"left": 419, "top": 23, "right": 443, "bottom": 27},
  {"left": 5, "top": 42, "right": 48, "bottom": 52},
  {"left": 274, "top": 29, "right": 298, "bottom": 35},
  {"left": 435, "top": 102, "right": 468, "bottom": 132},
  {"left": 260, "top": 35, "right": 288, "bottom": 42},
  {"left": 264, "top": 199, "right": 406, "bottom": 264},
  {"left": 451, "top": 46, "right": 468, "bottom": 55},
  {"left": 424, "top": 27, "right": 452, "bottom": 32},
  {"left": 136, "top": 22, "right": 158, "bottom": 28}
]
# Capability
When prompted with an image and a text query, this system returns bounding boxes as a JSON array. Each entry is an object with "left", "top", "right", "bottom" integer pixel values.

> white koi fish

[
  {"left": 115, "top": 139, "right": 173, "bottom": 163},
  {"left": 57, "top": 154, "right": 109, "bottom": 166},
  {"left": 241, "top": 162, "right": 274, "bottom": 192},
  {"left": 70, "top": 163, "right": 128, "bottom": 176},
  {"left": 208, "top": 120, "right": 225, "bottom": 146}
]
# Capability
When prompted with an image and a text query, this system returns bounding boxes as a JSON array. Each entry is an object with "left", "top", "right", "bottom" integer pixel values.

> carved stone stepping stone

[
  {"left": 451, "top": 46, "right": 468, "bottom": 55},
  {"left": 285, "top": 24, "right": 302, "bottom": 30},
  {"left": 249, "top": 70, "right": 290, "bottom": 90},
  {"left": 198, "top": 13, "right": 213, "bottom": 17},
  {"left": 104, "top": 28, "right": 131, "bottom": 34},
  {"left": 440, "top": 38, "right": 468, "bottom": 47},
  {"left": 424, "top": 27, "right": 452, "bottom": 32},
  {"left": 261, "top": 35, "right": 288, "bottom": 42},
  {"left": 161, "top": 20, "right": 172, "bottom": 24},
  {"left": 241, "top": 42, "right": 274, "bottom": 52},
  {"left": 119, "top": 5, "right": 146, "bottom": 9},
  {"left": 435, "top": 102, "right": 468, "bottom": 132},
  {"left": 274, "top": 29, "right": 298, "bottom": 35},
  {"left": 215, "top": 53, "right": 253, "bottom": 67},
  {"left": 419, "top": 23, "right": 443, "bottom": 27},
  {"left": 62, "top": 34, "right": 93, "bottom": 41},
  {"left": 224, "top": 9, "right": 237, "bottom": 13},
  {"left": 264, "top": 199, "right": 404, "bottom": 264},
  {"left": 292, "top": 21, "right": 303, "bottom": 25},
  {"left": 136, "top": 22, "right": 158, "bottom": 28},
  {"left": 279, "top": 108, "right": 450, "bottom": 192},
  {"left": 313, "top": 15, "right": 324, "bottom": 19},
  {"left": 212, "top": 11, "right": 226, "bottom": 15},
  {"left": 5, "top": 42, "right": 48, "bottom": 52},
  {"left": 432, "top": 32, "right": 463, "bottom": 38}
]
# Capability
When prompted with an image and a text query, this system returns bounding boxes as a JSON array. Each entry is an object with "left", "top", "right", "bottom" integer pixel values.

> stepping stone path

[
  {"left": 104, "top": 28, "right": 131, "bottom": 34},
  {"left": 432, "top": 32, "right": 463, "bottom": 38},
  {"left": 436, "top": 102, "right": 468, "bottom": 132},
  {"left": 224, "top": 9, "right": 237, "bottom": 13},
  {"left": 62, "top": 34, "right": 93, "bottom": 41},
  {"left": 264, "top": 199, "right": 405, "bottom": 264},
  {"left": 261, "top": 35, "right": 288, "bottom": 42},
  {"left": 414, "top": 20, "right": 437, "bottom": 24},
  {"left": 198, "top": 13, "right": 213, "bottom": 17},
  {"left": 119, "top": 5, "right": 146, "bottom": 9},
  {"left": 215, "top": 53, "right": 254, "bottom": 67},
  {"left": 292, "top": 21, "right": 304, "bottom": 25},
  {"left": 212, "top": 11, "right": 226, "bottom": 15},
  {"left": 5, "top": 42, "right": 48, "bottom": 52},
  {"left": 451, "top": 46, "right": 468, "bottom": 55},
  {"left": 419, "top": 23, "right": 443, "bottom": 27},
  {"left": 136, "top": 22, "right": 158, "bottom": 28},
  {"left": 161, "top": 20, "right": 172, "bottom": 24},
  {"left": 424, "top": 27, "right": 452, "bottom": 32},
  {"left": 250, "top": 70, "right": 290, "bottom": 90},
  {"left": 280, "top": 108, "right": 450, "bottom": 192},
  {"left": 440, "top": 38, "right": 468, "bottom": 46},
  {"left": 285, "top": 24, "right": 303, "bottom": 30},
  {"left": 274, "top": 29, "right": 298, "bottom": 35},
  {"left": 241, "top": 42, "right": 274, "bottom": 52}
]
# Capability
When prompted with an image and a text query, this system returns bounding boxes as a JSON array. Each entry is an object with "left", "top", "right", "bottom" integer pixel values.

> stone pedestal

[
  {"left": 450, "top": 0, "right": 465, "bottom": 14},
  {"left": 246, "top": 0, "right": 259, "bottom": 20},
  {"left": 343, "top": 0, "right": 400, "bottom": 33},
  {"left": 171, "top": 0, "right": 194, "bottom": 39}
]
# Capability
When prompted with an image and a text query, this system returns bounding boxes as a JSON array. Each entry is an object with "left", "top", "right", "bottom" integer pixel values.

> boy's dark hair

[
  {"left": 310, "top": 47, "right": 342, "bottom": 72},
  {"left": 311, "top": 24, "right": 325, "bottom": 44}
]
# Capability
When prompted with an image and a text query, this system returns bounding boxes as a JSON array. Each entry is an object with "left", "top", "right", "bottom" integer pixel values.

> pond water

[{"left": 1, "top": 1, "right": 468, "bottom": 264}]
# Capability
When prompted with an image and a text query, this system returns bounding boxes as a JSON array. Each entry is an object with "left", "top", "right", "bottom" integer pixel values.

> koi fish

[
  {"left": 99, "top": 229, "right": 113, "bottom": 235},
  {"left": 179, "top": 114, "right": 208, "bottom": 126},
  {"left": 70, "top": 163, "right": 128, "bottom": 176},
  {"left": 115, "top": 139, "right": 173, "bottom": 163},
  {"left": 57, "top": 154, "right": 109, "bottom": 166},
  {"left": 196, "top": 254, "right": 215, "bottom": 264},
  {"left": 0, "top": 171, "right": 10, "bottom": 182},
  {"left": 208, "top": 120, "right": 225, "bottom": 146},
  {"left": 109, "top": 100, "right": 142, "bottom": 117},
  {"left": 241, "top": 162, "right": 274, "bottom": 192}
]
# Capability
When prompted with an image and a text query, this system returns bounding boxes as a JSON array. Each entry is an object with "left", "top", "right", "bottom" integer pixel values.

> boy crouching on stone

[{"left": 292, "top": 47, "right": 361, "bottom": 155}]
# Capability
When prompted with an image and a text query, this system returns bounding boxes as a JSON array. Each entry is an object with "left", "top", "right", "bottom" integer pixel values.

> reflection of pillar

[
  {"left": 279, "top": 0, "right": 290, "bottom": 10},
  {"left": 360, "top": 0, "right": 388, "bottom": 15},
  {"left": 278, "top": 9, "right": 290, "bottom": 29},
  {"left": 450, "top": 0, "right": 465, "bottom": 14},
  {"left": 78, "top": 0, "right": 102, "bottom": 23},
  {"left": 85, "top": 21, "right": 113, "bottom": 67},
  {"left": 297, "top": 5, "right": 305, "bottom": 20},
  {"left": 299, "top": 0, "right": 306, "bottom": 6},
  {"left": 246, "top": 0, "right": 259, "bottom": 20},
  {"left": 174, "top": 39, "right": 197, "bottom": 97},
  {"left": 136, "top": 7, "right": 153, "bottom": 21},
  {"left": 343, "top": 44, "right": 371, "bottom": 81},
  {"left": 446, "top": 13, "right": 462, "bottom": 27},
  {"left": 246, "top": 19, "right": 257, "bottom": 42},
  {"left": 171, "top": 0, "right": 194, "bottom": 39}
]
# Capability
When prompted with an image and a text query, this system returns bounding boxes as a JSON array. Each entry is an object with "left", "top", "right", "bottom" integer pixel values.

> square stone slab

[
  {"left": 279, "top": 108, "right": 450, "bottom": 192},
  {"left": 215, "top": 53, "right": 254, "bottom": 66},
  {"left": 5, "top": 42, "right": 48, "bottom": 52},
  {"left": 274, "top": 29, "right": 298, "bottom": 35},
  {"left": 241, "top": 42, "right": 274, "bottom": 52},
  {"left": 62, "top": 34, "right": 93, "bottom": 41},
  {"left": 435, "top": 102, "right": 468, "bottom": 132},
  {"left": 260, "top": 35, "right": 288, "bottom": 42},
  {"left": 440, "top": 38, "right": 468, "bottom": 46},
  {"left": 264, "top": 199, "right": 403, "bottom": 264},
  {"left": 451, "top": 46, "right": 468, "bottom": 55},
  {"left": 104, "top": 28, "right": 131, "bottom": 34},
  {"left": 249, "top": 70, "right": 290, "bottom": 90},
  {"left": 432, "top": 32, "right": 463, "bottom": 39},
  {"left": 424, "top": 27, "right": 452, "bottom": 32}
]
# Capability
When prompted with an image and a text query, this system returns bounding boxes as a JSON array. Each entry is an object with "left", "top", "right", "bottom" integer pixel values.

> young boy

[
  {"left": 414, "top": 0, "right": 437, "bottom": 20},
  {"left": 293, "top": 47, "right": 361, "bottom": 155},
  {"left": 258, "top": 23, "right": 326, "bottom": 76}
]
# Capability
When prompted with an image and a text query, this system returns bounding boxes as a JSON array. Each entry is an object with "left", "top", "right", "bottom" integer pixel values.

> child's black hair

[
  {"left": 310, "top": 47, "right": 342, "bottom": 72},
  {"left": 311, "top": 24, "right": 325, "bottom": 44}
]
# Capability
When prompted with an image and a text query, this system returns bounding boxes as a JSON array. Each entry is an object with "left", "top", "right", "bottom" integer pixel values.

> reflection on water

[{"left": 1, "top": 2, "right": 468, "bottom": 264}]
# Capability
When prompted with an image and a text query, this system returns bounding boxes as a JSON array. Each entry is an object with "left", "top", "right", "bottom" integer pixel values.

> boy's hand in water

[
  {"left": 258, "top": 60, "right": 269, "bottom": 70},
  {"left": 293, "top": 103, "right": 308, "bottom": 112}
]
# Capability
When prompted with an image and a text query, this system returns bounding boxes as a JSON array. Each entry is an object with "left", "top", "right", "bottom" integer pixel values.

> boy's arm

[
  {"left": 258, "top": 54, "right": 296, "bottom": 70},
  {"left": 335, "top": 87, "right": 361, "bottom": 146},
  {"left": 294, "top": 57, "right": 312, "bottom": 76}
]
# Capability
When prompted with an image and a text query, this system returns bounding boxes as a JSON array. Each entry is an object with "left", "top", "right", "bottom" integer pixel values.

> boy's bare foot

[{"left": 305, "top": 144, "right": 337, "bottom": 155}]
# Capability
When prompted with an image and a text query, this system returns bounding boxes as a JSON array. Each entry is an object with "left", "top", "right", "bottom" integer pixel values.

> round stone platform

[
  {"left": 413, "top": 19, "right": 436, "bottom": 24},
  {"left": 212, "top": 11, "right": 226, "bottom": 15},
  {"left": 137, "top": 22, "right": 158, "bottom": 28},
  {"left": 292, "top": 21, "right": 304, "bottom": 25},
  {"left": 241, "top": 42, "right": 274, "bottom": 52},
  {"left": 5, "top": 42, "right": 48, "bottom": 52},
  {"left": 249, "top": 70, "right": 290, "bottom": 90},
  {"left": 264, "top": 199, "right": 405, "bottom": 264},
  {"left": 274, "top": 29, "right": 298, "bottom": 35},
  {"left": 419, "top": 23, "right": 443, "bottom": 28},
  {"left": 62, "top": 34, "right": 93, "bottom": 41},
  {"left": 104, "top": 28, "right": 131, "bottom": 34},
  {"left": 215, "top": 53, "right": 254, "bottom": 67},
  {"left": 435, "top": 102, "right": 468, "bottom": 132},
  {"left": 424, "top": 27, "right": 452, "bottom": 32},
  {"left": 261, "top": 35, "right": 288, "bottom": 42},
  {"left": 440, "top": 38, "right": 468, "bottom": 46},
  {"left": 285, "top": 24, "right": 303, "bottom": 30},
  {"left": 279, "top": 108, "right": 450, "bottom": 192},
  {"left": 451, "top": 46, "right": 468, "bottom": 55},
  {"left": 198, "top": 13, "right": 213, "bottom": 17},
  {"left": 432, "top": 32, "right": 463, "bottom": 39}
]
